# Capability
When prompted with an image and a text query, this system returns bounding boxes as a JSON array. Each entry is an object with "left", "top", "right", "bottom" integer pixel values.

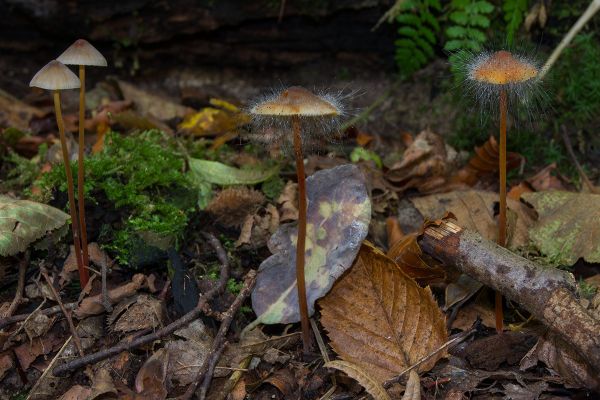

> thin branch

[
  {"left": 199, "top": 342, "right": 228, "bottom": 400},
  {"left": 2, "top": 252, "right": 29, "bottom": 319},
  {"left": 0, "top": 303, "right": 76, "bottom": 330},
  {"left": 53, "top": 233, "right": 231, "bottom": 376},
  {"left": 41, "top": 268, "right": 85, "bottom": 357},
  {"left": 180, "top": 269, "right": 257, "bottom": 400}
]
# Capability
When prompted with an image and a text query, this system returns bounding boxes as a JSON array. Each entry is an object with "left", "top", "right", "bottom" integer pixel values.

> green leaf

[
  {"left": 396, "top": 13, "right": 421, "bottom": 26},
  {"left": 471, "top": 15, "right": 491, "bottom": 28},
  {"left": 188, "top": 158, "right": 278, "bottom": 186},
  {"left": 249, "top": 164, "right": 371, "bottom": 325},
  {"left": 0, "top": 196, "right": 69, "bottom": 256},
  {"left": 444, "top": 39, "right": 465, "bottom": 52},
  {"left": 398, "top": 26, "right": 419, "bottom": 38},
  {"left": 446, "top": 26, "right": 468, "bottom": 38},
  {"left": 449, "top": 11, "right": 468, "bottom": 24}
]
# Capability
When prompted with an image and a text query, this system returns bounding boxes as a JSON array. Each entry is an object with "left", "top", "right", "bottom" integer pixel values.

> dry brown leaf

[
  {"left": 117, "top": 81, "right": 192, "bottom": 121},
  {"left": 134, "top": 348, "right": 169, "bottom": 400},
  {"left": 325, "top": 360, "right": 392, "bottom": 400},
  {"left": 0, "top": 89, "right": 46, "bottom": 131},
  {"left": 277, "top": 181, "right": 298, "bottom": 222},
  {"left": 526, "top": 163, "right": 568, "bottom": 192},
  {"left": 263, "top": 368, "right": 297, "bottom": 397},
  {"left": 320, "top": 243, "right": 447, "bottom": 384},
  {"left": 109, "top": 294, "right": 165, "bottom": 333},
  {"left": 411, "top": 190, "right": 534, "bottom": 249},
  {"left": 402, "top": 370, "right": 421, "bottom": 400},
  {"left": 387, "top": 234, "right": 445, "bottom": 285},
  {"left": 0, "top": 351, "right": 14, "bottom": 381},
  {"left": 58, "top": 385, "right": 92, "bottom": 400},
  {"left": 74, "top": 274, "right": 147, "bottom": 318},
  {"left": 386, "top": 130, "right": 460, "bottom": 194},
  {"left": 89, "top": 368, "right": 117, "bottom": 399},
  {"left": 13, "top": 332, "right": 63, "bottom": 370}
]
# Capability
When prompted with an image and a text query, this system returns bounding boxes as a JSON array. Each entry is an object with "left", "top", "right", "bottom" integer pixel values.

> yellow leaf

[{"left": 325, "top": 360, "right": 391, "bottom": 400}]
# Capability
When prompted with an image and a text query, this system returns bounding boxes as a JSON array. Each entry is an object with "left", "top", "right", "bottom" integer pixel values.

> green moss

[
  {"left": 34, "top": 130, "right": 195, "bottom": 267},
  {"left": 261, "top": 175, "right": 285, "bottom": 200}
]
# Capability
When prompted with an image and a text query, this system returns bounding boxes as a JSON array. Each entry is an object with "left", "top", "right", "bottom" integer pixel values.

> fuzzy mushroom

[
  {"left": 466, "top": 50, "right": 541, "bottom": 332},
  {"left": 250, "top": 86, "right": 343, "bottom": 353},
  {"left": 57, "top": 39, "right": 107, "bottom": 273},
  {"left": 30, "top": 60, "right": 88, "bottom": 287}
]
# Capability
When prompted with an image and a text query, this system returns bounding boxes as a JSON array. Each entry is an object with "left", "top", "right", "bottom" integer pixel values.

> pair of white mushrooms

[{"left": 30, "top": 40, "right": 107, "bottom": 288}]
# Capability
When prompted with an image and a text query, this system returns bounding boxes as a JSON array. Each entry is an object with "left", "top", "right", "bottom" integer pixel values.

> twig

[
  {"left": 199, "top": 342, "right": 228, "bottom": 400},
  {"left": 53, "top": 233, "right": 231, "bottom": 376},
  {"left": 2, "top": 252, "right": 29, "bottom": 319},
  {"left": 0, "top": 302, "right": 76, "bottom": 330},
  {"left": 561, "top": 125, "right": 598, "bottom": 193},
  {"left": 383, "top": 328, "right": 475, "bottom": 388},
  {"left": 180, "top": 269, "right": 257, "bottom": 400},
  {"left": 41, "top": 268, "right": 85, "bottom": 357}
]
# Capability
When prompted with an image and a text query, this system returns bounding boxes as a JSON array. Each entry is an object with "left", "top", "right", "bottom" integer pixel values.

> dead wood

[{"left": 418, "top": 219, "right": 600, "bottom": 374}]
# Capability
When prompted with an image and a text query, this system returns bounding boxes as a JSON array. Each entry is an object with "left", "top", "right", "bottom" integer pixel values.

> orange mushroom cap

[
  {"left": 471, "top": 51, "right": 538, "bottom": 85},
  {"left": 250, "top": 86, "right": 340, "bottom": 117}
]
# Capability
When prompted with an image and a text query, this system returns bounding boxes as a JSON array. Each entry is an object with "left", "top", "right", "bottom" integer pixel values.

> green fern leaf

[
  {"left": 446, "top": 26, "right": 468, "bottom": 38},
  {"left": 449, "top": 11, "right": 468, "bottom": 24},
  {"left": 503, "top": 0, "right": 528, "bottom": 45}
]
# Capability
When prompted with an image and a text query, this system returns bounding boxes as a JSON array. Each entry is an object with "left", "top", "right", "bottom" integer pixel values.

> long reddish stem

[
  {"left": 291, "top": 115, "right": 311, "bottom": 354},
  {"left": 496, "top": 88, "right": 508, "bottom": 333},
  {"left": 77, "top": 65, "right": 90, "bottom": 274},
  {"left": 54, "top": 91, "right": 88, "bottom": 288}
]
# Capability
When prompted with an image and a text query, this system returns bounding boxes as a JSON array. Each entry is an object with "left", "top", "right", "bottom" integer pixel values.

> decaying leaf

[
  {"left": 234, "top": 203, "right": 279, "bottom": 248},
  {"left": 134, "top": 348, "right": 169, "bottom": 400},
  {"left": 411, "top": 190, "right": 534, "bottom": 249},
  {"left": 250, "top": 164, "right": 371, "bottom": 325},
  {"left": 117, "top": 81, "right": 192, "bottom": 121},
  {"left": 109, "top": 294, "right": 165, "bottom": 333},
  {"left": 0, "top": 89, "right": 46, "bottom": 131},
  {"left": 320, "top": 243, "right": 448, "bottom": 384},
  {"left": 58, "top": 385, "right": 92, "bottom": 400},
  {"left": 0, "top": 196, "right": 69, "bottom": 256},
  {"left": 387, "top": 234, "right": 445, "bottom": 285},
  {"left": 326, "top": 360, "right": 392, "bottom": 400},
  {"left": 166, "top": 319, "right": 213, "bottom": 386},
  {"left": 277, "top": 181, "right": 299, "bottom": 222},
  {"left": 386, "top": 130, "right": 460, "bottom": 193},
  {"left": 522, "top": 191, "right": 600, "bottom": 265},
  {"left": 177, "top": 98, "right": 249, "bottom": 137},
  {"left": 402, "top": 370, "right": 421, "bottom": 400},
  {"left": 75, "top": 274, "right": 148, "bottom": 318},
  {"left": 189, "top": 158, "right": 278, "bottom": 186}
]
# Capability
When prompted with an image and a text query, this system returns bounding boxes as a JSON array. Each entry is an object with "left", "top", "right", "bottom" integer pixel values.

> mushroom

[
  {"left": 466, "top": 50, "right": 541, "bottom": 332},
  {"left": 57, "top": 39, "right": 107, "bottom": 273},
  {"left": 250, "top": 86, "right": 342, "bottom": 353},
  {"left": 29, "top": 60, "right": 88, "bottom": 287}
]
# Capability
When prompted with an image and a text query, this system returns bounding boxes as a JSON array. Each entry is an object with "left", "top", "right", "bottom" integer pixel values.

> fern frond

[{"left": 504, "top": 0, "right": 528, "bottom": 45}]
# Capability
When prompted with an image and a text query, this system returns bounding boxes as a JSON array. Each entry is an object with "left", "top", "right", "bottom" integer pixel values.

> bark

[{"left": 418, "top": 219, "right": 600, "bottom": 374}]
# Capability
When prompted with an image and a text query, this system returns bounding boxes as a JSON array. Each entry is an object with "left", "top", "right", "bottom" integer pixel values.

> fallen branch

[
  {"left": 0, "top": 302, "right": 76, "bottom": 330},
  {"left": 418, "top": 219, "right": 600, "bottom": 373},
  {"left": 53, "top": 232, "right": 231, "bottom": 376},
  {"left": 180, "top": 269, "right": 257, "bottom": 400}
]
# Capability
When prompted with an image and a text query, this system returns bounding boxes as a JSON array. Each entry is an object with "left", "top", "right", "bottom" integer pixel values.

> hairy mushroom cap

[
  {"left": 250, "top": 86, "right": 340, "bottom": 117},
  {"left": 470, "top": 50, "right": 538, "bottom": 85},
  {"left": 29, "top": 60, "right": 81, "bottom": 90},
  {"left": 57, "top": 39, "right": 107, "bottom": 67}
]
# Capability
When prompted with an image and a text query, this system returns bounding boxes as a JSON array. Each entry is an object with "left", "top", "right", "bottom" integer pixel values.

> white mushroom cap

[
  {"left": 29, "top": 60, "right": 81, "bottom": 90},
  {"left": 57, "top": 39, "right": 107, "bottom": 67},
  {"left": 251, "top": 86, "right": 340, "bottom": 117}
]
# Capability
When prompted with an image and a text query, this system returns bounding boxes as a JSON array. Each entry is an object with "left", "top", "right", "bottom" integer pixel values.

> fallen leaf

[
  {"left": 451, "top": 297, "right": 496, "bottom": 331},
  {"left": 387, "top": 234, "right": 445, "bottom": 285},
  {"left": 386, "top": 130, "right": 460, "bottom": 193},
  {"left": 526, "top": 163, "right": 568, "bottom": 191},
  {"left": 325, "top": 360, "right": 391, "bottom": 400},
  {"left": 75, "top": 274, "right": 147, "bottom": 318},
  {"left": 109, "top": 110, "right": 174, "bottom": 135},
  {"left": 503, "top": 381, "right": 548, "bottom": 400},
  {"left": 411, "top": 190, "right": 534, "bottom": 249},
  {"left": 177, "top": 98, "right": 249, "bottom": 137},
  {"left": 520, "top": 331, "right": 600, "bottom": 390},
  {"left": 0, "top": 196, "right": 69, "bottom": 256},
  {"left": 250, "top": 164, "right": 371, "bottom": 325},
  {"left": 234, "top": 204, "right": 279, "bottom": 249},
  {"left": 89, "top": 368, "right": 118, "bottom": 399},
  {"left": 263, "top": 368, "right": 298, "bottom": 397},
  {"left": 58, "top": 385, "right": 92, "bottom": 400},
  {"left": 320, "top": 243, "right": 447, "bottom": 383},
  {"left": 189, "top": 158, "right": 278, "bottom": 186},
  {"left": 134, "top": 348, "right": 169, "bottom": 400},
  {"left": 166, "top": 319, "right": 213, "bottom": 385},
  {"left": 0, "top": 351, "right": 14, "bottom": 380},
  {"left": 462, "top": 331, "right": 536, "bottom": 371},
  {"left": 13, "top": 332, "right": 64, "bottom": 370},
  {"left": 0, "top": 89, "right": 46, "bottom": 131},
  {"left": 109, "top": 294, "right": 165, "bottom": 333},
  {"left": 402, "top": 370, "right": 421, "bottom": 400},
  {"left": 277, "top": 181, "right": 299, "bottom": 222},
  {"left": 117, "top": 81, "right": 192, "bottom": 121},
  {"left": 522, "top": 191, "right": 600, "bottom": 265}
]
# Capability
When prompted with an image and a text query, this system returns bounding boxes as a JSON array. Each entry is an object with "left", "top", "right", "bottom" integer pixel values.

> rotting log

[{"left": 418, "top": 219, "right": 600, "bottom": 374}]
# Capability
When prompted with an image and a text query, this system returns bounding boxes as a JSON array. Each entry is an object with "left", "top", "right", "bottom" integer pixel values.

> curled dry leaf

[
  {"left": 386, "top": 130, "right": 460, "bottom": 194},
  {"left": 206, "top": 187, "right": 265, "bottom": 228},
  {"left": 251, "top": 164, "right": 371, "bottom": 325},
  {"left": 0, "top": 196, "right": 69, "bottom": 256},
  {"left": 387, "top": 234, "right": 445, "bottom": 285},
  {"left": 402, "top": 370, "right": 421, "bottom": 400},
  {"left": 522, "top": 191, "right": 600, "bottom": 265},
  {"left": 134, "top": 348, "right": 169, "bottom": 400},
  {"left": 411, "top": 190, "right": 534, "bottom": 249},
  {"left": 325, "top": 360, "right": 391, "bottom": 400},
  {"left": 109, "top": 294, "right": 165, "bottom": 333},
  {"left": 320, "top": 243, "right": 447, "bottom": 384},
  {"left": 75, "top": 274, "right": 147, "bottom": 318},
  {"left": 277, "top": 181, "right": 299, "bottom": 222}
]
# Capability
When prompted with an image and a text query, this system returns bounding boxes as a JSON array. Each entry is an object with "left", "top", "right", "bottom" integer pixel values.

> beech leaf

[
  {"left": 325, "top": 360, "right": 391, "bottom": 400},
  {"left": 250, "top": 164, "right": 371, "bottom": 325},
  {"left": 319, "top": 242, "right": 447, "bottom": 384},
  {"left": 0, "top": 196, "right": 69, "bottom": 256},
  {"left": 188, "top": 158, "right": 278, "bottom": 186},
  {"left": 522, "top": 191, "right": 600, "bottom": 265}
]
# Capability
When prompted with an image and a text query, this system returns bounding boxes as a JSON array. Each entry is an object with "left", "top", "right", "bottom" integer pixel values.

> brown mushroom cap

[
  {"left": 29, "top": 60, "right": 81, "bottom": 90},
  {"left": 57, "top": 39, "right": 107, "bottom": 67},
  {"left": 471, "top": 51, "right": 538, "bottom": 85},
  {"left": 251, "top": 86, "right": 340, "bottom": 117}
]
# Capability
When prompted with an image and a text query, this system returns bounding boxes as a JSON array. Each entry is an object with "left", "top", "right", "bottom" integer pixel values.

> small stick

[
  {"left": 198, "top": 343, "right": 228, "bottom": 400},
  {"left": 53, "top": 233, "right": 232, "bottom": 376},
  {"left": 0, "top": 303, "right": 76, "bottom": 330},
  {"left": 2, "top": 252, "right": 29, "bottom": 318},
  {"left": 180, "top": 270, "right": 257, "bottom": 400},
  {"left": 41, "top": 268, "right": 84, "bottom": 357},
  {"left": 560, "top": 125, "right": 598, "bottom": 194}
]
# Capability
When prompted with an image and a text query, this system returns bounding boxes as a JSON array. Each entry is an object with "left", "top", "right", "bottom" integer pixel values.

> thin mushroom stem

[
  {"left": 77, "top": 64, "right": 90, "bottom": 278},
  {"left": 496, "top": 87, "right": 508, "bottom": 333},
  {"left": 291, "top": 114, "right": 312, "bottom": 354},
  {"left": 53, "top": 90, "right": 87, "bottom": 287}
]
